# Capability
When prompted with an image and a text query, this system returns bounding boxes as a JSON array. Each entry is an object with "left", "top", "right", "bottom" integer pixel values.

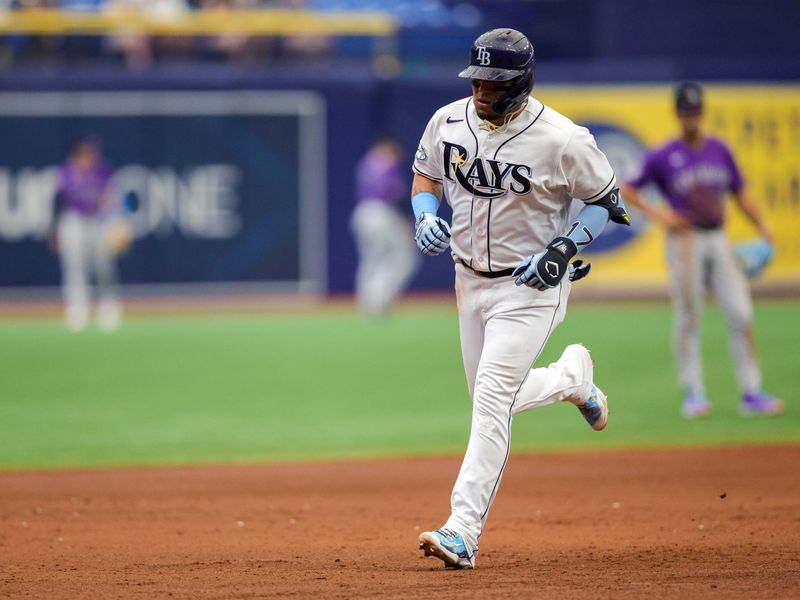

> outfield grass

[{"left": 0, "top": 301, "right": 797, "bottom": 470}]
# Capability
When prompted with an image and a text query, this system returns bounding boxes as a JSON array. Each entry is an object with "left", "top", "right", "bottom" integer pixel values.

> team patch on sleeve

[{"left": 416, "top": 144, "right": 428, "bottom": 161}]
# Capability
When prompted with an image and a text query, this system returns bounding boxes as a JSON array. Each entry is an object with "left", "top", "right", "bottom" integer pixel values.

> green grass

[{"left": 0, "top": 301, "right": 797, "bottom": 470}]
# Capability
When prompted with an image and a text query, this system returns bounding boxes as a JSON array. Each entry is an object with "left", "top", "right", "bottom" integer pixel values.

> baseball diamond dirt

[{"left": 1, "top": 446, "right": 798, "bottom": 599}]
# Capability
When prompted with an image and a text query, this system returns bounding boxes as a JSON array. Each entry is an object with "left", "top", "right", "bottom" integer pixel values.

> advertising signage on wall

[
  {"left": 539, "top": 85, "right": 800, "bottom": 290},
  {"left": 0, "top": 91, "right": 326, "bottom": 294}
]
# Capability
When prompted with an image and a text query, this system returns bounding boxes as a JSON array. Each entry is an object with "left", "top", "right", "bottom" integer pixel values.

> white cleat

[
  {"left": 680, "top": 393, "right": 712, "bottom": 419},
  {"left": 577, "top": 384, "right": 609, "bottom": 431},
  {"left": 562, "top": 344, "right": 609, "bottom": 431}
]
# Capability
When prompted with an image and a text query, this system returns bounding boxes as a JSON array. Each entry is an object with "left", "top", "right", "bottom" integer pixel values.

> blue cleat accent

[
  {"left": 419, "top": 528, "right": 475, "bottom": 569},
  {"left": 681, "top": 392, "right": 712, "bottom": 419},
  {"left": 577, "top": 385, "right": 608, "bottom": 431}
]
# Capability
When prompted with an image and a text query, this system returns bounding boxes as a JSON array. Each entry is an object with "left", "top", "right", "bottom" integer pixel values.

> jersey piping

[
  {"left": 413, "top": 165, "right": 442, "bottom": 181},
  {"left": 581, "top": 173, "right": 616, "bottom": 202},
  {"left": 486, "top": 198, "right": 493, "bottom": 270},
  {"left": 465, "top": 99, "right": 479, "bottom": 268},
  {"left": 480, "top": 280, "right": 565, "bottom": 526},
  {"left": 486, "top": 100, "right": 545, "bottom": 271},
  {"left": 492, "top": 101, "right": 545, "bottom": 161}
]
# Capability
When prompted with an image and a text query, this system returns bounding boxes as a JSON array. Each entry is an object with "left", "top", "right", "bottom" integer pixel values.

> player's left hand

[
  {"left": 513, "top": 237, "right": 577, "bottom": 290},
  {"left": 513, "top": 251, "right": 553, "bottom": 290},
  {"left": 104, "top": 218, "right": 133, "bottom": 257}
]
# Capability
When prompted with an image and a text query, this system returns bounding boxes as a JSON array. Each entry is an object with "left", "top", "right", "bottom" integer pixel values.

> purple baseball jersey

[
  {"left": 355, "top": 149, "right": 405, "bottom": 208},
  {"left": 628, "top": 137, "right": 743, "bottom": 229},
  {"left": 56, "top": 161, "right": 113, "bottom": 217}
]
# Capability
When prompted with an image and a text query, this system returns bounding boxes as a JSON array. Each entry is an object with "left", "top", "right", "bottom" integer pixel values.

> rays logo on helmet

[
  {"left": 476, "top": 47, "right": 491, "bottom": 66},
  {"left": 442, "top": 141, "right": 532, "bottom": 198}
]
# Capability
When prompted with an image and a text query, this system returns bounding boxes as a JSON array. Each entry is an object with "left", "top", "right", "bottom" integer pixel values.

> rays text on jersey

[{"left": 442, "top": 141, "right": 532, "bottom": 199}]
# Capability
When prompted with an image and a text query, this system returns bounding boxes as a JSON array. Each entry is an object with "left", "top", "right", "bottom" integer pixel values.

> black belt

[
  {"left": 456, "top": 258, "right": 515, "bottom": 279},
  {"left": 693, "top": 224, "right": 723, "bottom": 231}
]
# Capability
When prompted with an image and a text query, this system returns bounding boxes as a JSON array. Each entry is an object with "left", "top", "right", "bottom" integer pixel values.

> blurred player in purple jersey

[
  {"left": 621, "top": 82, "right": 783, "bottom": 418},
  {"left": 350, "top": 138, "right": 420, "bottom": 316},
  {"left": 51, "top": 136, "right": 124, "bottom": 332}
]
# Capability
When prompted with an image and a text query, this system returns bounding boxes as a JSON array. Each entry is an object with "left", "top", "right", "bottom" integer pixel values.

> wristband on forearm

[{"left": 412, "top": 192, "right": 439, "bottom": 220}]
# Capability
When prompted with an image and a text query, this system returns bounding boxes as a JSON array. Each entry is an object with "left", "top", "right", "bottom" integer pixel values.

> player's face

[
  {"left": 677, "top": 111, "right": 703, "bottom": 138},
  {"left": 471, "top": 79, "right": 514, "bottom": 122},
  {"left": 72, "top": 142, "right": 101, "bottom": 169}
]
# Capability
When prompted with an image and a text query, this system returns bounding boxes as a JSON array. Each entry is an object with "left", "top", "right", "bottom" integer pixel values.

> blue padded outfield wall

[{"left": 0, "top": 91, "right": 326, "bottom": 293}]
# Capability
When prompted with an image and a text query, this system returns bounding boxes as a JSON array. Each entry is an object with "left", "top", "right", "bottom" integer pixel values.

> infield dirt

[{"left": 1, "top": 446, "right": 799, "bottom": 599}]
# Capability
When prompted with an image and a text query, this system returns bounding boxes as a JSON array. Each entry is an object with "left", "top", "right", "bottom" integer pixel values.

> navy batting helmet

[{"left": 458, "top": 28, "right": 535, "bottom": 116}]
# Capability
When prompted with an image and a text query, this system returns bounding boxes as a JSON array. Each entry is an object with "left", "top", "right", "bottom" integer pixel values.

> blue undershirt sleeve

[{"left": 563, "top": 203, "right": 609, "bottom": 253}]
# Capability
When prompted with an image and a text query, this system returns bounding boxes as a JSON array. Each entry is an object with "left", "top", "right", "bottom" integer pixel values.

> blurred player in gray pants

[
  {"left": 622, "top": 82, "right": 783, "bottom": 418},
  {"left": 51, "top": 137, "right": 125, "bottom": 332},
  {"left": 350, "top": 138, "right": 419, "bottom": 316}
]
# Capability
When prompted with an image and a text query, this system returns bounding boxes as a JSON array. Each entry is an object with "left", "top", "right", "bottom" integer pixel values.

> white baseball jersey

[{"left": 413, "top": 96, "right": 616, "bottom": 272}]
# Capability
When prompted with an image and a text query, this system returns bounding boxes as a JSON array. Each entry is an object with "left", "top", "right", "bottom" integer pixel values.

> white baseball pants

[
  {"left": 666, "top": 229, "right": 760, "bottom": 396},
  {"left": 350, "top": 201, "right": 419, "bottom": 316},
  {"left": 58, "top": 212, "right": 121, "bottom": 331},
  {"left": 443, "top": 263, "right": 592, "bottom": 553}
]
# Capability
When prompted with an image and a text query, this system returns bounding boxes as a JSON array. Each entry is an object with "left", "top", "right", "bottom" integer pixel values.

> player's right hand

[{"left": 415, "top": 212, "right": 451, "bottom": 256}]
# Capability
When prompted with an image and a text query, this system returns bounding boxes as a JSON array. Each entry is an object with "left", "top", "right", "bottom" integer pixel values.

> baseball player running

[
  {"left": 412, "top": 28, "right": 630, "bottom": 569},
  {"left": 620, "top": 82, "right": 783, "bottom": 419}
]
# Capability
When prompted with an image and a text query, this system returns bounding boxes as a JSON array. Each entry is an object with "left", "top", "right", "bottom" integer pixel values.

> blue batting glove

[
  {"left": 513, "top": 251, "right": 548, "bottom": 290},
  {"left": 415, "top": 212, "right": 451, "bottom": 256}
]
